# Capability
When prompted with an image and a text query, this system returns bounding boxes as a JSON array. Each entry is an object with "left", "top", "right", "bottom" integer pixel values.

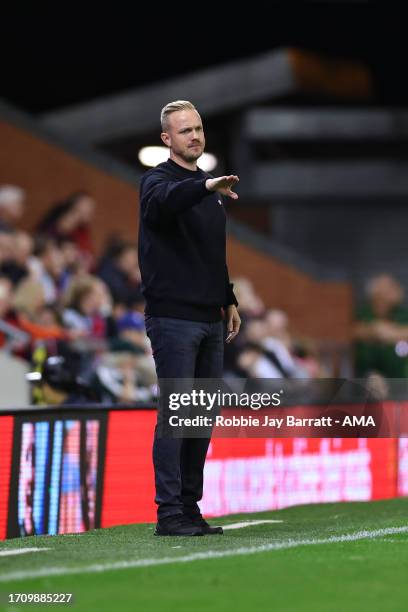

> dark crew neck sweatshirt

[{"left": 138, "top": 158, "right": 238, "bottom": 322}]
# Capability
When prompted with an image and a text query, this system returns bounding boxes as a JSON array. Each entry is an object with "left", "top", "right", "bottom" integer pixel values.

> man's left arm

[{"left": 224, "top": 265, "right": 241, "bottom": 343}]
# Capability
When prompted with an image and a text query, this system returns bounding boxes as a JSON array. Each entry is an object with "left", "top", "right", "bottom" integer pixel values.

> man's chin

[{"left": 184, "top": 149, "right": 203, "bottom": 162}]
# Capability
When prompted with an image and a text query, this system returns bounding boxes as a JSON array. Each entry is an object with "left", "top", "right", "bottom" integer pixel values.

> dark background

[{"left": 2, "top": 2, "right": 406, "bottom": 113}]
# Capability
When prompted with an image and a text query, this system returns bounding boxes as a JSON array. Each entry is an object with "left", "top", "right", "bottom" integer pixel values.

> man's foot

[
  {"left": 154, "top": 514, "right": 203, "bottom": 536},
  {"left": 186, "top": 514, "right": 224, "bottom": 535}
]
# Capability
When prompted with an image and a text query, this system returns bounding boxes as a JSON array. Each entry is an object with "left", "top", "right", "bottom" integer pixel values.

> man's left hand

[{"left": 225, "top": 305, "right": 241, "bottom": 343}]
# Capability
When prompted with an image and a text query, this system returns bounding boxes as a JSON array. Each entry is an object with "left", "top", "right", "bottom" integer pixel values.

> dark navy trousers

[{"left": 145, "top": 316, "right": 224, "bottom": 520}]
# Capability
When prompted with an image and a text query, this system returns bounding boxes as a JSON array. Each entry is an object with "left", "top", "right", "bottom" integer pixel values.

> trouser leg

[
  {"left": 181, "top": 321, "right": 224, "bottom": 516},
  {"left": 146, "top": 317, "right": 204, "bottom": 520}
]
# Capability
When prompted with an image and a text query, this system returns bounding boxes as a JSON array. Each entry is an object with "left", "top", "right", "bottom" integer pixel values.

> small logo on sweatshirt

[{"left": 218, "top": 199, "right": 222, "bottom": 206}]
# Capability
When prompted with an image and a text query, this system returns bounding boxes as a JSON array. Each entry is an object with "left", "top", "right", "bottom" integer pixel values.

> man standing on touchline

[{"left": 138, "top": 100, "right": 241, "bottom": 536}]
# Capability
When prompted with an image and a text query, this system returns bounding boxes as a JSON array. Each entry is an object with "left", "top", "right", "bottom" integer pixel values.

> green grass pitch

[{"left": 0, "top": 498, "right": 407, "bottom": 611}]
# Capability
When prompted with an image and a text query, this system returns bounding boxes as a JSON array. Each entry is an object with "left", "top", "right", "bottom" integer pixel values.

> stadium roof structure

[{"left": 38, "top": 48, "right": 372, "bottom": 146}]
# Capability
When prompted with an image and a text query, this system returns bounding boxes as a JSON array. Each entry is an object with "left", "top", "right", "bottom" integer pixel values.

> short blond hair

[{"left": 160, "top": 100, "right": 198, "bottom": 131}]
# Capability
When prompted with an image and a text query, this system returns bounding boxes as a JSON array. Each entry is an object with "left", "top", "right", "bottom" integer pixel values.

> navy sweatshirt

[{"left": 138, "top": 158, "right": 238, "bottom": 322}]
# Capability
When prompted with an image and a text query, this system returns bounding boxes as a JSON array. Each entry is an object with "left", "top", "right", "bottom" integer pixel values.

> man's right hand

[{"left": 205, "top": 175, "right": 239, "bottom": 199}]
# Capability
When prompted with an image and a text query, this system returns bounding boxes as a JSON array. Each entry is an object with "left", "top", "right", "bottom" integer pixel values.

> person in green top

[{"left": 354, "top": 274, "right": 408, "bottom": 378}]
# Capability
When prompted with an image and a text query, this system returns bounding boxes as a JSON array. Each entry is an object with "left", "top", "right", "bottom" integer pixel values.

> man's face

[{"left": 161, "top": 109, "right": 205, "bottom": 163}]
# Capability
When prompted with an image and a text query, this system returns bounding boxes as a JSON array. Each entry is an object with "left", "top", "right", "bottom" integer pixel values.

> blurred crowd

[
  {"left": 0, "top": 185, "right": 155, "bottom": 405},
  {"left": 223, "top": 278, "right": 326, "bottom": 379},
  {"left": 2, "top": 183, "right": 407, "bottom": 406},
  {"left": 353, "top": 273, "right": 408, "bottom": 398}
]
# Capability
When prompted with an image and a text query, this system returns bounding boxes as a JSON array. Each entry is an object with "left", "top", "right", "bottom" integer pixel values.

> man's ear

[{"left": 161, "top": 132, "right": 170, "bottom": 147}]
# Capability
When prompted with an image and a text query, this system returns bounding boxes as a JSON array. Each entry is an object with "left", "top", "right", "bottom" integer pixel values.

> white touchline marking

[
  {"left": 223, "top": 520, "right": 284, "bottom": 530},
  {"left": 1, "top": 526, "right": 407, "bottom": 583},
  {"left": 0, "top": 548, "right": 50, "bottom": 557}
]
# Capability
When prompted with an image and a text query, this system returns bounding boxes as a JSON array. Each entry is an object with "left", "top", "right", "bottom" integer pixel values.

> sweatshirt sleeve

[
  {"left": 224, "top": 264, "right": 238, "bottom": 307},
  {"left": 140, "top": 172, "right": 209, "bottom": 226}
]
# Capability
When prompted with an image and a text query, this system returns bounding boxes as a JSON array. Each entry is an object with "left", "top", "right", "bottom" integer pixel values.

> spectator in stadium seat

[
  {"left": 232, "top": 277, "right": 265, "bottom": 320},
  {"left": 26, "top": 355, "right": 95, "bottom": 405},
  {"left": 12, "top": 278, "right": 81, "bottom": 353},
  {"left": 0, "top": 231, "right": 33, "bottom": 286},
  {"left": 62, "top": 275, "right": 111, "bottom": 340},
  {"left": 354, "top": 273, "right": 408, "bottom": 378},
  {"left": 0, "top": 185, "right": 25, "bottom": 231},
  {"left": 97, "top": 240, "right": 142, "bottom": 307},
  {"left": 237, "top": 316, "right": 308, "bottom": 379},
  {"left": 29, "top": 236, "right": 65, "bottom": 304},
  {"left": 223, "top": 277, "right": 265, "bottom": 375},
  {"left": 37, "top": 192, "right": 96, "bottom": 268},
  {"left": 139, "top": 100, "right": 240, "bottom": 536},
  {"left": 116, "top": 311, "right": 147, "bottom": 351},
  {"left": 58, "top": 237, "right": 87, "bottom": 291},
  {"left": 1, "top": 277, "right": 72, "bottom": 358},
  {"left": 93, "top": 351, "right": 155, "bottom": 404},
  {"left": 0, "top": 230, "right": 15, "bottom": 264}
]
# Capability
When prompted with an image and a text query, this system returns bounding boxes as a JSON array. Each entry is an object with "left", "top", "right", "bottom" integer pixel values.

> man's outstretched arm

[{"left": 141, "top": 173, "right": 239, "bottom": 226}]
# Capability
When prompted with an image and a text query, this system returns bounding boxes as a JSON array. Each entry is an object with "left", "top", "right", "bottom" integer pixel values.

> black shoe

[
  {"left": 154, "top": 514, "right": 203, "bottom": 536},
  {"left": 187, "top": 514, "right": 224, "bottom": 535}
]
